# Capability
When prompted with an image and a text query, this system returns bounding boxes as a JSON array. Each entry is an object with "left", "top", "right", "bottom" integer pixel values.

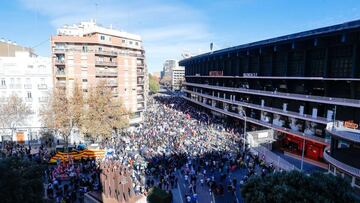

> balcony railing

[
  {"left": 106, "top": 82, "right": 118, "bottom": 87},
  {"left": 185, "top": 89, "right": 330, "bottom": 125},
  {"left": 38, "top": 84, "right": 47, "bottom": 89},
  {"left": 25, "top": 97, "right": 32, "bottom": 102},
  {"left": 183, "top": 82, "right": 360, "bottom": 108},
  {"left": 9, "top": 84, "right": 21, "bottom": 89},
  {"left": 95, "top": 61, "right": 117, "bottom": 67},
  {"left": 56, "top": 71, "right": 66, "bottom": 77},
  {"left": 95, "top": 50, "right": 117, "bottom": 56},
  {"left": 0, "top": 97, "right": 8, "bottom": 102},
  {"left": 137, "top": 70, "right": 145, "bottom": 75},
  {"left": 56, "top": 82, "right": 66, "bottom": 87},
  {"left": 96, "top": 70, "right": 118, "bottom": 76},
  {"left": 39, "top": 97, "right": 48, "bottom": 102},
  {"left": 323, "top": 147, "right": 360, "bottom": 177},
  {"left": 0, "top": 85, "right": 6, "bottom": 89},
  {"left": 326, "top": 122, "right": 360, "bottom": 143},
  {"left": 137, "top": 80, "right": 145, "bottom": 85},
  {"left": 182, "top": 95, "right": 327, "bottom": 145},
  {"left": 24, "top": 84, "right": 32, "bottom": 89},
  {"left": 55, "top": 59, "right": 65, "bottom": 64},
  {"left": 137, "top": 89, "right": 144, "bottom": 94}
]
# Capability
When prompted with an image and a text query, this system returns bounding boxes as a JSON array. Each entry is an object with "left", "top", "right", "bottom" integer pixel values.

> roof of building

[
  {"left": 180, "top": 19, "right": 360, "bottom": 64},
  {"left": 57, "top": 20, "right": 142, "bottom": 41}
]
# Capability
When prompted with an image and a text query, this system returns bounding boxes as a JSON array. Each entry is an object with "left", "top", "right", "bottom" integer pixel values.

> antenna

[{"left": 95, "top": 2, "right": 98, "bottom": 23}]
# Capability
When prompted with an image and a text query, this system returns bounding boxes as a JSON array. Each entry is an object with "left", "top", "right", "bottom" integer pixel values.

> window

[
  {"left": 27, "top": 92, "right": 32, "bottom": 99},
  {"left": 100, "top": 35, "right": 105, "bottom": 40},
  {"left": 27, "top": 65, "right": 33, "bottom": 69},
  {"left": 129, "top": 41, "right": 133, "bottom": 45},
  {"left": 135, "top": 42, "right": 139, "bottom": 46},
  {"left": 82, "top": 79, "right": 88, "bottom": 82},
  {"left": 98, "top": 47, "right": 103, "bottom": 51},
  {"left": 122, "top": 39, "right": 125, "bottom": 43},
  {"left": 1, "top": 79, "right": 5, "bottom": 86},
  {"left": 82, "top": 46, "right": 88, "bottom": 52},
  {"left": 83, "top": 89, "right": 88, "bottom": 92},
  {"left": 108, "top": 36, "right": 111, "bottom": 41}
]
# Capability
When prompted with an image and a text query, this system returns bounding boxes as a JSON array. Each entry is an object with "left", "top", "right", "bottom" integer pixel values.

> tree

[
  {"left": 82, "top": 81, "right": 129, "bottom": 141},
  {"left": 149, "top": 74, "right": 160, "bottom": 93},
  {"left": 241, "top": 171, "right": 357, "bottom": 203},
  {"left": 40, "top": 83, "right": 84, "bottom": 149},
  {"left": 160, "top": 76, "right": 171, "bottom": 87},
  {"left": 0, "top": 95, "right": 32, "bottom": 140},
  {"left": 0, "top": 157, "right": 45, "bottom": 203}
]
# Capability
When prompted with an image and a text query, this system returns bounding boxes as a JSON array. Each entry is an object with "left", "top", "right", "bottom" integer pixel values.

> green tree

[
  {"left": 149, "top": 74, "right": 160, "bottom": 93},
  {"left": 0, "top": 157, "right": 45, "bottom": 203},
  {"left": 241, "top": 171, "right": 357, "bottom": 203}
]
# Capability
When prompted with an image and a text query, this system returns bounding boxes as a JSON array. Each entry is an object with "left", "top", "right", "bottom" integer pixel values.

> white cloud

[{"left": 19, "top": 0, "right": 212, "bottom": 72}]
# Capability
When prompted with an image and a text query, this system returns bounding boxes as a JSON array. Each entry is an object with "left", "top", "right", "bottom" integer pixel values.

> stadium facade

[{"left": 180, "top": 20, "right": 360, "bottom": 189}]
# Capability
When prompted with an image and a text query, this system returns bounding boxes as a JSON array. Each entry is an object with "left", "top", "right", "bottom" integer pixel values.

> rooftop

[{"left": 180, "top": 19, "right": 360, "bottom": 63}]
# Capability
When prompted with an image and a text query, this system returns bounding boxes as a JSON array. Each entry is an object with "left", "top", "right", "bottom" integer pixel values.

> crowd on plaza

[
  {"left": 100, "top": 94, "right": 277, "bottom": 203},
  {"left": 1, "top": 93, "right": 277, "bottom": 203}
]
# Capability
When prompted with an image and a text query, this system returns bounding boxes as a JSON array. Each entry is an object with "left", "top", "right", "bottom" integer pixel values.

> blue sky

[{"left": 1, "top": 0, "right": 360, "bottom": 73}]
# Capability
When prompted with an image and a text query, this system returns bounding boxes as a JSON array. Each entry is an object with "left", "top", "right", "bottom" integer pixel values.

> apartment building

[
  {"left": 180, "top": 20, "right": 360, "bottom": 189},
  {"left": 0, "top": 41, "right": 52, "bottom": 143},
  {"left": 171, "top": 66, "right": 185, "bottom": 91},
  {"left": 51, "top": 20, "right": 147, "bottom": 123}
]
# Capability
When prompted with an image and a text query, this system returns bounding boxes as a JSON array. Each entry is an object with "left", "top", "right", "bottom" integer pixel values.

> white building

[
  {"left": 171, "top": 66, "right": 185, "bottom": 91},
  {"left": 0, "top": 47, "right": 52, "bottom": 144}
]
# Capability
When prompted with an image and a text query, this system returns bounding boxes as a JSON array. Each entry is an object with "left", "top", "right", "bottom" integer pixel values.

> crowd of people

[
  {"left": 1, "top": 93, "right": 276, "bottom": 203},
  {"left": 100, "top": 94, "right": 276, "bottom": 203}
]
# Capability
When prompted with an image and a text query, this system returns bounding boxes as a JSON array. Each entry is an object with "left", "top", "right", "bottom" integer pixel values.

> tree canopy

[
  {"left": 149, "top": 74, "right": 160, "bottom": 93},
  {"left": 0, "top": 94, "right": 32, "bottom": 129},
  {"left": 241, "top": 171, "right": 357, "bottom": 203},
  {"left": 0, "top": 157, "right": 45, "bottom": 203}
]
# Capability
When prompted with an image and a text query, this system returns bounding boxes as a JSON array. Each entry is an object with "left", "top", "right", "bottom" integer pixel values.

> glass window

[
  {"left": 100, "top": 35, "right": 105, "bottom": 40},
  {"left": 1, "top": 79, "right": 5, "bottom": 86},
  {"left": 27, "top": 92, "right": 32, "bottom": 99},
  {"left": 82, "top": 79, "right": 88, "bottom": 82}
]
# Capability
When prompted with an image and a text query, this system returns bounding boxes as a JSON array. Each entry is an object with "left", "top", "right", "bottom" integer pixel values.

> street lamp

[{"left": 239, "top": 108, "right": 247, "bottom": 152}]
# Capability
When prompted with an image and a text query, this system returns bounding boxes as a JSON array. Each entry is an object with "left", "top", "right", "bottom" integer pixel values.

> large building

[
  {"left": 51, "top": 20, "right": 147, "bottom": 123},
  {"left": 171, "top": 65, "right": 185, "bottom": 91},
  {"left": 162, "top": 59, "right": 177, "bottom": 78},
  {"left": 180, "top": 20, "right": 360, "bottom": 189},
  {"left": 0, "top": 41, "right": 52, "bottom": 143}
]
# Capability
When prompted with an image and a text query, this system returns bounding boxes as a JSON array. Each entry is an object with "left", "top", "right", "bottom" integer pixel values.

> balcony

[
  {"left": 326, "top": 122, "right": 360, "bottom": 143},
  {"left": 106, "top": 81, "right": 118, "bottom": 87},
  {"left": 9, "top": 84, "right": 21, "bottom": 89},
  {"left": 56, "top": 71, "right": 66, "bottom": 77},
  {"left": 183, "top": 82, "right": 360, "bottom": 108},
  {"left": 25, "top": 97, "right": 32, "bottom": 102},
  {"left": 54, "top": 48, "right": 66, "bottom": 53},
  {"left": 182, "top": 95, "right": 327, "bottom": 145},
  {"left": 24, "top": 84, "right": 32, "bottom": 89},
  {"left": 38, "top": 84, "right": 47, "bottom": 89},
  {"left": 55, "top": 59, "right": 65, "bottom": 65},
  {"left": 0, "top": 85, "right": 7, "bottom": 89},
  {"left": 95, "top": 70, "right": 118, "bottom": 77},
  {"left": 95, "top": 50, "right": 117, "bottom": 56},
  {"left": 39, "top": 97, "right": 49, "bottom": 102},
  {"left": 323, "top": 147, "right": 360, "bottom": 178},
  {"left": 95, "top": 61, "right": 117, "bottom": 67},
  {"left": 56, "top": 81, "right": 66, "bottom": 88},
  {"left": 137, "top": 70, "right": 145, "bottom": 76},
  {"left": 184, "top": 89, "right": 330, "bottom": 125},
  {"left": 0, "top": 97, "right": 8, "bottom": 102},
  {"left": 137, "top": 89, "right": 144, "bottom": 94},
  {"left": 137, "top": 80, "right": 145, "bottom": 85}
]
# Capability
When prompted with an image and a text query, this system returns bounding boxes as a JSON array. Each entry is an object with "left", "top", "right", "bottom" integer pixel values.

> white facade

[
  {"left": 171, "top": 66, "right": 185, "bottom": 90},
  {"left": 0, "top": 51, "right": 52, "bottom": 143}
]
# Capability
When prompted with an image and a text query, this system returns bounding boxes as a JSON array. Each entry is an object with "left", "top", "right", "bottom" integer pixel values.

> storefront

[{"left": 280, "top": 133, "right": 326, "bottom": 162}]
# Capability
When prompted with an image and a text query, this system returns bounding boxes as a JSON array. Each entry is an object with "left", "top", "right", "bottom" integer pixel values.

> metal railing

[
  {"left": 184, "top": 82, "right": 360, "bottom": 108},
  {"left": 251, "top": 145, "right": 299, "bottom": 171},
  {"left": 95, "top": 61, "right": 117, "bottom": 66},
  {"left": 326, "top": 122, "right": 360, "bottom": 143},
  {"left": 56, "top": 71, "right": 66, "bottom": 76},
  {"left": 185, "top": 89, "right": 330, "bottom": 125},
  {"left": 0, "top": 85, "right": 6, "bottom": 89},
  {"left": 323, "top": 147, "right": 360, "bottom": 177},
  {"left": 95, "top": 50, "right": 118, "bottom": 56},
  {"left": 95, "top": 70, "right": 118, "bottom": 76},
  {"left": 55, "top": 59, "right": 65, "bottom": 64},
  {"left": 39, "top": 97, "right": 49, "bottom": 102},
  {"left": 38, "top": 84, "right": 47, "bottom": 89},
  {"left": 24, "top": 84, "right": 32, "bottom": 89},
  {"left": 182, "top": 96, "right": 327, "bottom": 144}
]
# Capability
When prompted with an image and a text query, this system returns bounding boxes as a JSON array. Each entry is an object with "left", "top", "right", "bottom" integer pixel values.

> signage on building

[
  {"left": 209, "top": 71, "right": 223, "bottom": 76},
  {"left": 344, "top": 120, "right": 359, "bottom": 129},
  {"left": 243, "top": 73, "right": 258, "bottom": 77}
]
